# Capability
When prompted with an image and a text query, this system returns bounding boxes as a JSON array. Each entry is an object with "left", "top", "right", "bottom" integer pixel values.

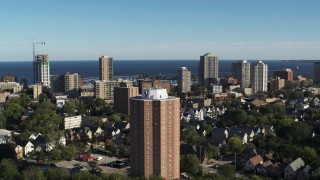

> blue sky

[{"left": 0, "top": 0, "right": 320, "bottom": 61}]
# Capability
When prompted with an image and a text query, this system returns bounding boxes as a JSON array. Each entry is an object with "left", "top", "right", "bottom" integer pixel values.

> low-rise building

[
  {"left": 244, "top": 155, "right": 263, "bottom": 171},
  {"left": 64, "top": 115, "right": 82, "bottom": 130},
  {"left": 0, "top": 91, "right": 10, "bottom": 103},
  {"left": 284, "top": 157, "right": 305, "bottom": 180},
  {"left": 0, "top": 82, "right": 22, "bottom": 93}
]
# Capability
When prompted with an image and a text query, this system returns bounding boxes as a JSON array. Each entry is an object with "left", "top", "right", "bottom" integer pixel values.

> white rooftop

[{"left": 141, "top": 88, "right": 169, "bottom": 100}]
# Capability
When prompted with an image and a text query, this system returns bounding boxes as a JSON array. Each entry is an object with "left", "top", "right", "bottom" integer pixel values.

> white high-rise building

[
  {"left": 232, "top": 60, "right": 250, "bottom": 88},
  {"left": 251, "top": 60, "right": 268, "bottom": 93},
  {"left": 198, "top": 53, "right": 219, "bottom": 86},
  {"left": 34, "top": 54, "right": 50, "bottom": 86}
]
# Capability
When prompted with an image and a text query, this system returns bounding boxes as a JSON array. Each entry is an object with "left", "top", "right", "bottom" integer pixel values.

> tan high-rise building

[
  {"left": 270, "top": 77, "right": 285, "bottom": 91},
  {"left": 198, "top": 53, "right": 219, "bottom": 86},
  {"left": 65, "top": 72, "right": 79, "bottom": 97},
  {"left": 94, "top": 79, "right": 133, "bottom": 100},
  {"left": 33, "top": 83, "right": 42, "bottom": 99},
  {"left": 114, "top": 86, "right": 139, "bottom": 115},
  {"left": 99, "top": 55, "right": 113, "bottom": 81},
  {"left": 177, "top": 67, "right": 191, "bottom": 94},
  {"left": 130, "top": 88, "right": 180, "bottom": 180}
]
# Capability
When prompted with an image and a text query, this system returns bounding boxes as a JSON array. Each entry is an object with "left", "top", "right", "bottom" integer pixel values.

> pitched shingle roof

[{"left": 249, "top": 155, "right": 263, "bottom": 166}]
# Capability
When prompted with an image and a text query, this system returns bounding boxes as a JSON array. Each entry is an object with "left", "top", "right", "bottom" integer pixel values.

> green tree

[
  {"left": 98, "top": 173, "right": 128, "bottom": 180},
  {"left": 301, "top": 146, "right": 318, "bottom": 165},
  {"left": 276, "top": 121, "right": 312, "bottom": 143},
  {"left": 0, "top": 159, "right": 20, "bottom": 180},
  {"left": 49, "top": 148, "right": 62, "bottom": 160},
  {"left": 118, "top": 145, "right": 130, "bottom": 158},
  {"left": 61, "top": 145, "right": 77, "bottom": 160},
  {"left": 219, "top": 144, "right": 228, "bottom": 155},
  {"left": 205, "top": 144, "right": 220, "bottom": 160},
  {"left": 38, "top": 93, "right": 48, "bottom": 103},
  {"left": 46, "top": 168, "right": 70, "bottom": 180},
  {"left": 104, "top": 105, "right": 114, "bottom": 116},
  {"left": 28, "top": 108, "right": 62, "bottom": 140},
  {"left": 201, "top": 173, "right": 227, "bottom": 180},
  {"left": 87, "top": 118, "right": 103, "bottom": 128},
  {"left": 63, "top": 99, "right": 86, "bottom": 116},
  {"left": 71, "top": 170, "right": 94, "bottom": 180},
  {"left": 0, "top": 144, "right": 16, "bottom": 160},
  {"left": 218, "top": 164, "right": 236, "bottom": 178},
  {"left": 22, "top": 166, "right": 46, "bottom": 180},
  {"left": 224, "top": 108, "right": 247, "bottom": 125},
  {"left": 109, "top": 114, "right": 121, "bottom": 122},
  {"left": 227, "top": 137, "right": 244, "bottom": 154},
  {"left": 180, "top": 154, "right": 202, "bottom": 176},
  {"left": 105, "top": 139, "right": 117, "bottom": 155},
  {"left": 304, "top": 91, "right": 314, "bottom": 97},
  {"left": 181, "top": 126, "right": 205, "bottom": 146}
]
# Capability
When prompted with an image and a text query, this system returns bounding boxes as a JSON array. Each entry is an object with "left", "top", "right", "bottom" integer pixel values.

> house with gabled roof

[
  {"left": 228, "top": 127, "right": 249, "bottom": 144},
  {"left": 244, "top": 155, "right": 263, "bottom": 171},
  {"left": 11, "top": 144, "right": 24, "bottom": 159},
  {"left": 210, "top": 128, "right": 228, "bottom": 147},
  {"left": 284, "top": 157, "right": 305, "bottom": 180},
  {"left": 29, "top": 133, "right": 42, "bottom": 141},
  {"left": 267, "top": 162, "right": 284, "bottom": 178},
  {"left": 256, "top": 160, "right": 273, "bottom": 175},
  {"left": 181, "top": 112, "right": 191, "bottom": 123},
  {"left": 91, "top": 126, "right": 104, "bottom": 137},
  {"left": 15, "top": 139, "right": 34, "bottom": 156}
]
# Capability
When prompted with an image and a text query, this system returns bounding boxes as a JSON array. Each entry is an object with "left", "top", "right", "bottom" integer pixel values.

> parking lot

[{"left": 55, "top": 154, "right": 130, "bottom": 175}]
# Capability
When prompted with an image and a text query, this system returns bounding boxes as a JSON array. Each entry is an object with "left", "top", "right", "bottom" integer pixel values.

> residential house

[
  {"left": 181, "top": 112, "right": 191, "bottom": 123},
  {"left": 31, "top": 134, "right": 56, "bottom": 152},
  {"left": 91, "top": 126, "right": 104, "bottom": 137},
  {"left": 297, "top": 165, "right": 311, "bottom": 180},
  {"left": 244, "top": 155, "right": 263, "bottom": 171},
  {"left": 20, "top": 111, "right": 33, "bottom": 121},
  {"left": 15, "top": 139, "right": 34, "bottom": 156},
  {"left": 267, "top": 163, "right": 285, "bottom": 178},
  {"left": 256, "top": 160, "right": 273, "bottom": 175},
  {"left": 228, "top": 127, "right": 250, "bottom": 144},
  {"left": 114, "top": 121, "right": 130, "bottom": 131},
  {"left": 211, "top": 128, "right": 228, "bottom": 147},
  {"left": 261, "top": 125, "right": 274, "bottom": 135},
  {"left": 29, "top": 133, "right": 42, "bottom": 141},
  {"left": 105, "top": 127, "right": 121, "bottom": 140},
  {"left": 11, "top": 144, "right": 24, "bottom": 159},
  {"left": 284, "top": 157, "right": 305, "bottom": 180}
]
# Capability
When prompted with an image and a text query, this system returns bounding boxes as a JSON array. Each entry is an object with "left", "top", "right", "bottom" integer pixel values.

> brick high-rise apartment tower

[{"left": 130, "top": 88, "right": 180, "bottom": 180}]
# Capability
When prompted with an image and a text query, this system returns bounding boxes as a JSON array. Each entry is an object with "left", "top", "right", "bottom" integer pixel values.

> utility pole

[{"left": 235, "top": 153, "right": 237, "bottom": 170}]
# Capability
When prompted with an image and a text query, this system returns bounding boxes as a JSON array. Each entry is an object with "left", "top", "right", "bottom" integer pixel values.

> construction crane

[
  {"left": 0, "top": 39, "right": 45, "bottom": 83},
  {"left": 30, "top": 39, "right": 46, "bottom": 62},
  {"left": 0, "top": 39, "right": 45, "bottom": 60}
]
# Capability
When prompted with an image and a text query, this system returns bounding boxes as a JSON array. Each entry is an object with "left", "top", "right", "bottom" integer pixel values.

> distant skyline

[{"left": 0, "top": 0, "right": 320, "bottom": 61}]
